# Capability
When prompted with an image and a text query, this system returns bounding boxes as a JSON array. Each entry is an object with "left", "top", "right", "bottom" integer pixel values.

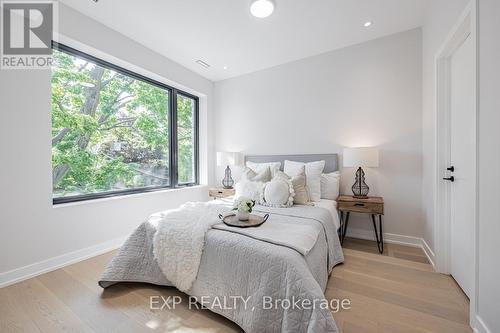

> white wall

[
  {"left": 214, "top": 29, "right": 423, "bottom": 239},
  {"left": 421, "top": 0, "right": 469, "bottom": 253},
  {"left": 0, "top": 4, "right": 215, "bottom": 286},
  {"left": 477, "top": 0, "right": 500, "bottom": 331}
]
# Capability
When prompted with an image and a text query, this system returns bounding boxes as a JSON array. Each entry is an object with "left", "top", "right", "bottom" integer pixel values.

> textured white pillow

[
  {"left": 235, "top": 166, "right": 272, "bottom": 202},
  {"left": 284, "top": 160, "right": 325, "bottom": 202},
  {"left": 320, "top": 171, "right": 341, "bottom": 200},
  {"left": 275, "top": 168, "right": 310, "bottom": 205},
  {"left": 235, "top": 180, "right": 264, "bottom": 202},
  {"left": 260, "top": 177, "right": 294, "bottom": 208},
  {"left": 241, "top": 166, "right": 272, "bottom": 182},
  {"left": 246, "top": 161, "right": 281, "bottom": 177}
]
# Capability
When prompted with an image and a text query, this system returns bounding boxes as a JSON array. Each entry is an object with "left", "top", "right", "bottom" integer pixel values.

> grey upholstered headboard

[{"left": 244, "top": 154, "right": 339, "bottom": 173}]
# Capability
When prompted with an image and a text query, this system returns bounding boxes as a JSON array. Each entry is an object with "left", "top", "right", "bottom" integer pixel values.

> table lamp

[
  {"left": 216, "top": 152, "right": 242, "bottom": 189},
  {"left": 343, "top": 147, "right": 379, "bottom": 198}
]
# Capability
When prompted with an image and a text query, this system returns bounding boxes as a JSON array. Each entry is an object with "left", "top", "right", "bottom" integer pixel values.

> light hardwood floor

[{"left": 0, "top": 238, "right": 471, "bottom": 333}]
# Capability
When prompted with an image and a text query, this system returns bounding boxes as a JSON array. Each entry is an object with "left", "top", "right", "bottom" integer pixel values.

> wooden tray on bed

[{"left": 218, "top": 213, "right": 269, "bottom": 228}]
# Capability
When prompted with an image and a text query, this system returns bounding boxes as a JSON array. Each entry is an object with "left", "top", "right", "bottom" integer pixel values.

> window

[
  {"left": 51, "top": 43, "right": 198, "bottom": 204},
  {"left": 176, "top": 94, "right": 197, "bottom": 184}
]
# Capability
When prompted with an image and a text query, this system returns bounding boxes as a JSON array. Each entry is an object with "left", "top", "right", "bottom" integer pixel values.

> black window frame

[{"left": 52, "top": 42, "right": 199, "bottom": 205}]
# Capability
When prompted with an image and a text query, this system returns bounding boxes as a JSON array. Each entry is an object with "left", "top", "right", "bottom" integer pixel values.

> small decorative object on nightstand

[
  {"left": 216, "top": 152, "right": 242, "bottom": 189},
  {"left": 337, "top": 195, "right": 385, "bottom": 253},
  {"left": 343, "top": 147, "right": 379, "bottom": 198},
  {"left": 209, "top": 187, "right": 235, "bottom": 199}
]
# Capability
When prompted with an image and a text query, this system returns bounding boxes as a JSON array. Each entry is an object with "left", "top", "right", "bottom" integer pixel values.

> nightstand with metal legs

[{"left": 337, "top": 195, "right": 385, "bottom": 254}]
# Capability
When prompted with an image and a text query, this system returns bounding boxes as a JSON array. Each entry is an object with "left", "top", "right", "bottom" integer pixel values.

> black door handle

[
  {"left": 443, "top": 176, "right": 455, "bottom": 182},
  {"left": 447, "top": 166, "right": 455, "bottom": 172}
]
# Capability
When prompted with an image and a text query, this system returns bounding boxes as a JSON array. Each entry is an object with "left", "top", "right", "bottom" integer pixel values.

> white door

[{"left": 449, "top": 34, "right": 475, "bottom": 297}]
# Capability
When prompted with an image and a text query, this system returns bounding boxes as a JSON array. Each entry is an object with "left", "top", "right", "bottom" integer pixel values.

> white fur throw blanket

[{"left": 152, "top": 202, "right": 226, "bottom": 292}]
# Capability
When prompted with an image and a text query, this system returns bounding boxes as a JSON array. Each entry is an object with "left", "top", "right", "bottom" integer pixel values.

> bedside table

[
  {"left": 337, "top": 195, "right": 385, "bottom": 253},
  {"left": 209, "top": 187, "right": 235, "bottom": 199}
]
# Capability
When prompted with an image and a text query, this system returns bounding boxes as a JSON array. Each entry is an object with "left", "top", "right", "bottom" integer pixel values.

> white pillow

[
  {"left": 246, "top": 161, "right": 281, "bottom": 177},
  {"left": 235, "top": 180, "right": 264, "bottom": 202},
  {"left": 241, "top": 166, "right": 272, "bottom": 182},
  {"left": 320, "top": 171, "right": 340, "bottom": 200},
  {"left": 284, "top": 160, "right": 325, "bottom": 202},
  {"left": 275, "top": 168, "right": 310, "bottom": 205},
  {"left": 260, "top": 177, "right": 294, "bottom": 208}
]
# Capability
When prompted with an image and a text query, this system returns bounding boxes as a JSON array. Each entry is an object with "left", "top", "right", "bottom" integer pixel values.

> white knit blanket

[{"left": 151, "top": 202, "right": 226, "bottom": 292}]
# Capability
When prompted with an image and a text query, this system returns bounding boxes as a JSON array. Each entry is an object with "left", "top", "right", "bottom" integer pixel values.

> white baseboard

[
  {"left": 346, "top": 228, "right": 436, "bottom": 268},
  {"left": 0, "top": 236, "right": 127, "bottom": 288},
  {"left": 421, "top": 238, "right": 436, "bottom": 269},
  {"left": 346, "top": 227, "right": 422, "bottom": 247},
  {"left": 472, "top": 315, "right": 492, "bottom": 333}
]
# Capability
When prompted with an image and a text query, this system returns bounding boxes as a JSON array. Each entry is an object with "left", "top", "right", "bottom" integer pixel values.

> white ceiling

[{"left": 61, "top": 0, "right": 429, "bottom": 82}]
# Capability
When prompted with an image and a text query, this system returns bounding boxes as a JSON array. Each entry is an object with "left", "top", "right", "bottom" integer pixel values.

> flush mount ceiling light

[
  {"left": 364, "top": 21, "right": 373, "bottom": 27},
  {"left": 250, "top": 0, "right": 275, "bottom": 18}
]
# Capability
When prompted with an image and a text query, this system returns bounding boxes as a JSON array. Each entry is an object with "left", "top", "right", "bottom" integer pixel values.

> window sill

[{"left": 53, "top": 184, "right": 208, "bottom": 209}]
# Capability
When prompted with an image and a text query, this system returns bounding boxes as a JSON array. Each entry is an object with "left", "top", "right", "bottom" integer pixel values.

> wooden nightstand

[
  {"left": 209, "top": 187, "right": 235, "bottom": 199},
  {"left": 337, "top": 195, "right": 385, "bottom": 253}
]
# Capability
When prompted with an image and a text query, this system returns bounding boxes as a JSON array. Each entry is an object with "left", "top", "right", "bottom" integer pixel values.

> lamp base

[
  {"left": 221, "top": 165, "right": 234, "bottom": 189},
  {"left": 351, "top": 167, "right": 370, "bottom": 197}
]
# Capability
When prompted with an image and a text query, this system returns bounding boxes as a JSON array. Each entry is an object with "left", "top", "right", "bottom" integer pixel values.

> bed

[{"left": 99, "top": 154, "right": 344, "bottom": 333}]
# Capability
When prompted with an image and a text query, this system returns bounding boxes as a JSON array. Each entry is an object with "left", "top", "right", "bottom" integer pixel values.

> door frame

[{"left": 434, "top": 0, "right": 478, "bottom": 326}]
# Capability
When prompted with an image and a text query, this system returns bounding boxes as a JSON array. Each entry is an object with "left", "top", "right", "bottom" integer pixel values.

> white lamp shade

[
  {"left": 343, "top": 147, "right": 379, "bottom": 168},
  {"left": 217, "top": 152, "right": 242, "bottom": 166}
]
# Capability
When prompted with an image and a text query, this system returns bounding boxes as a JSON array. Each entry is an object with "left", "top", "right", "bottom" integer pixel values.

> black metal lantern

[
  {"left": 222, "top": 165, "right": 234, "bottom": 189},
  {"left": 352, "top": 167, "right": 369, "bottom": 198}
]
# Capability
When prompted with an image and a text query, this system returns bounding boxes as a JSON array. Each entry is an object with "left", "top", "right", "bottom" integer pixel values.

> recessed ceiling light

[
  {"left": 364, "top": 21, "right": 373, "bottom": 27},
  {"left": 223, "top": 66, "right": 228, "bottom": 70},
  {"left": 196, "top": 60, "right": 210, "bottom": 68},
  {"left": 250, "top": 0, "right": 274, "bottom": 18}
]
